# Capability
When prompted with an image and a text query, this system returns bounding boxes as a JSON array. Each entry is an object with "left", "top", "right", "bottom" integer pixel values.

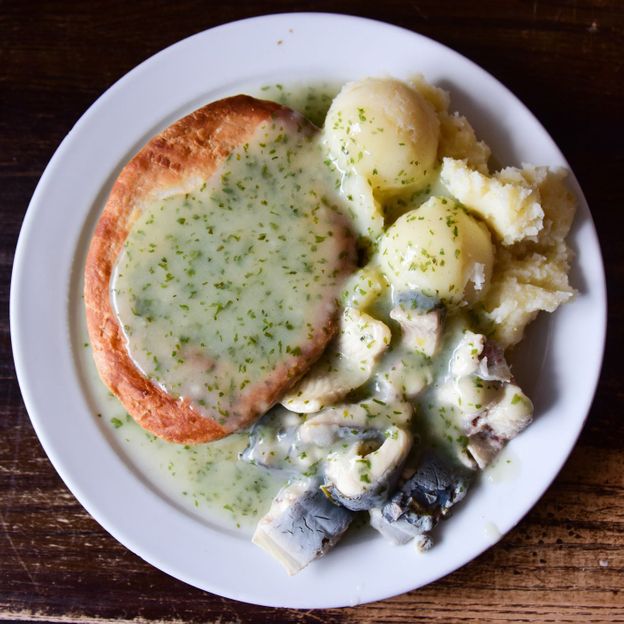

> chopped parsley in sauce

[{"left": 112, "top": 118, "right": 349, "bottom": 426}]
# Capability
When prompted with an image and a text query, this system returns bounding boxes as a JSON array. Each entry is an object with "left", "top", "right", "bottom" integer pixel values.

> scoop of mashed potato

[
  {"left": 409, "top": 75, "right": 491, "bottom": 174},
  {"left": 478, "top": 166, "right": 576, "bottom": 347},
  {"left": 441, "top": 158, "right": 544, "bottom": 245},
  {"left": 378, "top": 196, "right": 494, "bottom": 305},
  {"left": 323, "top": 78, "right": 439, "bottom": 196}
]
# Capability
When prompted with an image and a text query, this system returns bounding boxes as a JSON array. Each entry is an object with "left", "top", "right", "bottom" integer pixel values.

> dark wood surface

[{"left": 1, "top": 1, "right": 623, "bottom": 622}]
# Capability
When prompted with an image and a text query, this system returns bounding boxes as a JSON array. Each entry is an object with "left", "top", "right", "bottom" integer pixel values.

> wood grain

[{"left": 1, "top": 1, "right": 623, "bottom": 622}]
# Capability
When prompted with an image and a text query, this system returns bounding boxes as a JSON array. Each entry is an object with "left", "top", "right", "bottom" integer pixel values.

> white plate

[{"left": 11, "top": 13, "right": 606, "bottom": 608}]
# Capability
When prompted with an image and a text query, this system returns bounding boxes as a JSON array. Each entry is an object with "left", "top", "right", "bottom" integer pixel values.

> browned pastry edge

[{"left": 84, "top": 95, "right": 353, "bottom": 444}]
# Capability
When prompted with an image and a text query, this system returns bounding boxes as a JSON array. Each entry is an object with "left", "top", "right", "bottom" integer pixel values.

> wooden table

[{"left": 2, "top": 1, "right": 622, "bottom": 621}]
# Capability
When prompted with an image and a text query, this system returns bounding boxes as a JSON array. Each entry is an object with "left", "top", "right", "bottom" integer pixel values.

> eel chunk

[
  {"left": 371, "top": 452, "right": 471, "bottom": 548},
  {"left": 253, "top": 479, "right": 353, "bottom": 575}
]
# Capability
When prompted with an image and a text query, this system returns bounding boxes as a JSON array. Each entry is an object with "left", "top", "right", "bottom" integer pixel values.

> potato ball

[
  {"left": 378, "top": 196, "right": 494, "bottom": 305},
  {"left": 323, "top": 78, "right": 439, "bottom": 196}
]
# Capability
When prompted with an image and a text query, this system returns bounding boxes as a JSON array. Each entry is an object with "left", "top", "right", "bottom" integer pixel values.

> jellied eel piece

[
  {"left": 253, "top": 479, "right": 353, "bottom": 575},
  {"left": 373, "top": 452, "right": 471, "bottom": 548}
]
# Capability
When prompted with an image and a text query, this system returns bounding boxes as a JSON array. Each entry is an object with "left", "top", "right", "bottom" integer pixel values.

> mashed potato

[
  {"left": 478, "top": 166, "right": 576, "bottom": 347},
  {"left": 410, "top": 75, "right": 491, "bottom": 174},
  {"left": 440, "top": 158, "right": 544, "bottom": 245},
  {"left": 324, "top": 75, "right": 576, "bottom": 348}
]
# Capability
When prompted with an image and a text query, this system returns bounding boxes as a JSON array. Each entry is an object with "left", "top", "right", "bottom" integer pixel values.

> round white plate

[{"left": 11, "top": 13, "right": 606, "bottom": 608}]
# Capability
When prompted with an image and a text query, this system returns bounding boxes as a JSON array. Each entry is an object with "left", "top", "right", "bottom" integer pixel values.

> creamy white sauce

[
  {"left": 78, "top": 85, "right": 347, "bottom": 532},
  {"left": 79, "top": 82, "right": 520, "bottom": 537},
  {"left": 111, "top": 117, "right": 348, "bottom": 426},
  {"left": 482, "top": 521, "right": 502, "bottom": 542},
  {"left": 412, "top": 314, "right": 474, "bottom": 452},
  {"left": 78, "top": 317, "right": 285, "bottom": 533},
  {"left": 484, "top": 447, "right": 521, "bottom": 484},
  {"left": 256, "top": 82, "right": 340, "bottom": 128}
]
